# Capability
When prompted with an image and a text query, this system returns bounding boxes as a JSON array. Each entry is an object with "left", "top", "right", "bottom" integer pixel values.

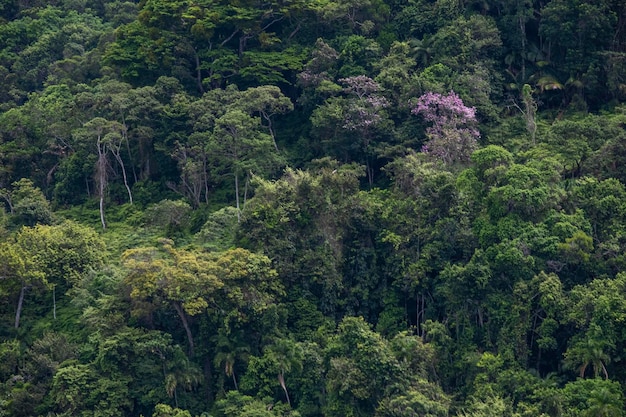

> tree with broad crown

[
  {"left": 339, "top": 75, "right": 389, "bottom": 185},
  {"left": 208, "top": 109, "right": 279, "bottom": 222},
  {"left": 0, "top": 234, "right": 46, "bottom": 329},
  {"left": 122, "top": 238, "right": 223, "bottom": 356},
  {"left": 2, "top": 178, "right": 53, "bottom": 227},
  {"left": 412, "top": 91, "right": 479, "bottom": 165}
]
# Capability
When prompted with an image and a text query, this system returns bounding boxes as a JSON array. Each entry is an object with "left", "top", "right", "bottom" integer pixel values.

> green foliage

[
  {"left": 153, "top": 403, "right": 194, "bottom": 417},
  {"left": 561, "top": 378, "right": 625, "bottom": 417},
  {"left": 213, "top": 391, "right": 277, "bottom": 417},
  {"left": 144, "top": 199, "right": 193, "bottom": 236},
  {"left": 90, "top": 327, "right": 199, "bottom": 415},
  {"left": 196, "top": 206, "right": 239, "bottom": 251},
  {"left": 122, "top": 239, "right": 224, "bottom": 354},
  {"left": 49, "top": 362, "right": 132, "bottom": 416},
  {"left": 323, "top": 317, "right": 401, "bottom": 416},
  {"left": 3, "top": 178, "right": 53, "bottom": 227},
  {"left": 18, "top": 220, "right": 105, "bottom": 287},
  {"left": 5, "top": 0, "right": 626, "bottom": 415}
]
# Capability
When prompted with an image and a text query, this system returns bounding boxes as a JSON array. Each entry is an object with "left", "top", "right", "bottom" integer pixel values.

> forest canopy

[{"left": 2, "top": 0, "right": 626, "bottom": 416}]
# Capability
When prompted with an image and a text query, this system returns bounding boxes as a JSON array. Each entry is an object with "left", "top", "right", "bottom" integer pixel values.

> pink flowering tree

[
  {"left": 310, "top": 75, "right": 390, "bottom": 185},
  {"left": 340, "top": 75, "right": 389, "bottom": 131},
  {"left": 339, "top": 75, "right": 389, "bottom": 184},
  {"left": 412, "top": 91, "right": 480, "bottom": 165}
]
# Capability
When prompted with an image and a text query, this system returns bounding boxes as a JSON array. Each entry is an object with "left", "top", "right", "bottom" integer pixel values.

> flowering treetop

[
  {"left": 340, "top": 76, "right": 389, "bottom": 131},
  {"left": 412, "top": 91, "right": 477, "bottom": 131},
  {"left": 411, "top": 91, "right": 480, "bottom": 164}
]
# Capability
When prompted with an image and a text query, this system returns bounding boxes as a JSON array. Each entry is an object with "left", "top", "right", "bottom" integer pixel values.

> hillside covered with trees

[{"left": 2, "top": 0, "right": 626, "bottom": 416}]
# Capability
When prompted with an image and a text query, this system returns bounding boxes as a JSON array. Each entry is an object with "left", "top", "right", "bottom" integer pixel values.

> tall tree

[
  {"left": 0, "top": 233, "right": 46, "bottom": 329},
  {"left": 412, "top": 91, "right": 480, "bottom": 165},
  {"left": 208, "top": 109, "right": 280, "bottom": 220},
  {"left": 73, "top": 117, "right": 127, "bottom": 229},
  {"left": 0, "top": 221, "right": 104, "bottom": 329},
  {"left": 122, "top": 239, "right": 223, "bottom": 355}
]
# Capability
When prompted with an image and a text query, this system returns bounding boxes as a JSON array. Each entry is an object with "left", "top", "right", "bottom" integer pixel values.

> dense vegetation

[{"left": 2, "top": 0, "right": 626, "bottom": 415}]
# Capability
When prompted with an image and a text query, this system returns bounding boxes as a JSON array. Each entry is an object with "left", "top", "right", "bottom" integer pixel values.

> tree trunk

[
  {"left": 173, "top": 302, "right": 195, "bottom": 356},
  {"left": 366, "top": 159, "right": 374, "bottom": 187},
  {"left": 203, "top": 153, "right": 210, "bottom": 205},
  {"left": 96, "top": 136, "right": 107, "bottom": 230},
  {"left": 113, "top": 147, "right": 133, "bottom": 205},
  {"left": 15, "top": 284, "right": 26, "bottom": 329},
  {"left": 111, "top": 137, "right": 133, "bottom": 205},
  {"left": 278, "top": 372, "right": 290, "bottom": 405},
  {"left": 0, "top": 192, "right": 13, "bottom": 213},
  {"left": 99, "top": 191, "right": 106, "bottom": 230},
  {"left": 85, "top": 175, "right": 91, "bottom": 197},
  {"left": 416, "top": 293, "right": 425, "bottom": 338},
  {"left": 243, "top": 175, "right": 250, "bottom": 209},
  {"left": 46, "top": 163, "right": 59, "bottom": 187},
  {"left": 194, "top": 47, "right": 205, "bottom": 94},
  {"left": 125, "top": 132, "right": 138, "bottom": 184},
  {"left": 232, "top": 370, "right": 239, "bottom": 391},
  {"left": 234, "top": 174, "right": 241, "bottom": 223},
  {"left": 262, "top": 112, "right": 279, "bottom": 151},
  {"left": 204, "top": 356, "right": 214, "bottom": 402}
]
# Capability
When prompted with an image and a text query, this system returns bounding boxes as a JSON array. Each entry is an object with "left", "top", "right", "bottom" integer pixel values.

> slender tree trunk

[
  {"left": 234, "top": 174, "right": 241, "bottom": 223},
  {"left": 119, "top": 115, "right": 138, "bottom": 184},
  {"left": 46, "top": 163, "right": 59, "bottom": 187},
  {"left": 15, "top": 284, "right": 26, "bottom": 329},
  {"left": 288, "top": 22, "right": 301, "bottom": 40},
  {"left": 416, "top": 293, "right": 425, "bottom": 337},
  {"left": 232, "top": 370, "right": 239, "bottom": 391},
  {"left": 194, "top": 47, "right": 204, "bottom": 94},
  {"left": 243, "top": 175, "right": 250, "bottom": 209},
  {"left": 113, "top": 146, "right": 133, "bottom": 204},
  {"left": 125, "top": 132, "right": 138, "bottom": 183},
  {"left": 0, "top": 192, "right": 13, "bottom": 213},
  {"left": 96, "top": 136, "right": 107, "bottom": 230},
  {"left": 204, "top": 356, "right": 214, "bottom": 402},
  {"left": 278, "top": 372, "right": 290, "bottom": 405},
  {"left": 203, "top": 155, "right": 210, "bottom": 204},
  {"left": 53, "top": 285, "right": 56, "bottom": 320},
  {"left": 173, "top": 302, "right": 195, "bottom": 356},
  {"left": 416, "top": 295, "right": 419, "bottom": 335},
  {"left": 600, "top": 362, "right": 609, "bottom": 380},
  {"left": 99, "top": 190, "right": 106, "bottom": 230},
  {"left": 263, "top": 113, "right": 279, "bottom": 151},
  {"left": 366, "top": 160, "right": 374, "bottom": 187},
  {"left": 85, "top": 175, "right": 91, "bottom": 197}
]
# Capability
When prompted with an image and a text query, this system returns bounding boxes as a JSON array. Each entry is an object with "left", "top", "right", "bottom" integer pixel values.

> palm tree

[
  {"left": 213, "top": 330, "right": 250, "bottom": 391},
  {"left": 266, "top": 338, "right": 303, "bottom": 406},
  {"left": 164, "top": 352, "right": 203, "bottom": 408},
  {"left": 564, "top": 337, "right": 611, "bottom": 380}
]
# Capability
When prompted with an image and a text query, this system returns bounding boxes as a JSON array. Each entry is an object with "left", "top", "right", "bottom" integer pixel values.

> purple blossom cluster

[
  {"left": 340, "top": 76, "right": 389, "bottom": 131},
  {"left": 413, "top": 91, "right": 477, "bottom": 129},
  {"left": 298, "top": 70, "right": 334, "bottom": 88},
  {"left": 343, "top": 104, "right": 382, "bottom": 130},
  {"left": 298, "top": 39, "right": 339, "bottom": 88},
  {"left": 340, "top": 75, "right": 382, "bottom": 99},
  {"left": 365, "top": 95, "right": 389, "bottom": 109},
  {"left": 412, "top": 91, "right": 480, "bottom": 164}
]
